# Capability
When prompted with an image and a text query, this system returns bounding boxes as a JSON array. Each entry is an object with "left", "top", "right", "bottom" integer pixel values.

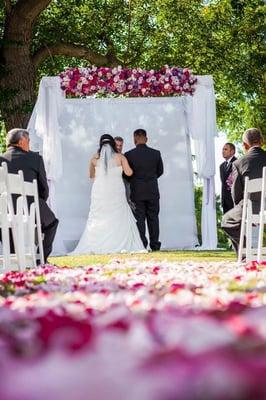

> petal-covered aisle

[{"left": 1, "top": 259, "right": 266, "bottom": 399}]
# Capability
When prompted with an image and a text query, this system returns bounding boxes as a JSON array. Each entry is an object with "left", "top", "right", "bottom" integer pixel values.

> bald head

[{"left": 243, "top": 128, "right": 263, "bottom": 150}]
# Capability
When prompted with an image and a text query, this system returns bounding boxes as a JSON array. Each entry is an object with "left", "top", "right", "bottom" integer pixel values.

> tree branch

[
  {"left": 4, "top": 0, "right": 53, "bottom": 41},
  {"left": 12, "top": 0, "right": 52, "bottom": 22},
  {"left": 4, "top": 0, "right": 12, "bottom": 14},
  {"left": 32, "top": 43, "right": 119, "bottom": 68}
]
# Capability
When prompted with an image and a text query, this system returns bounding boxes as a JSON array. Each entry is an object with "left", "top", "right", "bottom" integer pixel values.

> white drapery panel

[
  {"left": 28, "top": 77, "right": 64, "bottom": 180},
  {"left": 28, "top": 77, "right": 66, "bottom": 255},
  {"left": 186, "top": 76, "right": 217, "bottom": 249},
  {"left": 27, "top": 75, "right": 217, "bottom": 254}
]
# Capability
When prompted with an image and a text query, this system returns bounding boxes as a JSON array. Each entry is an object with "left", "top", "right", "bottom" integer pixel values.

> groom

[{"left": 125, "top": 129, "right": 164, "bottom": 251}]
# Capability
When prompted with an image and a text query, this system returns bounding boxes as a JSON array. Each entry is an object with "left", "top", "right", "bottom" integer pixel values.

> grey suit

[
  {"left": 222, "top": 147, "right": 266, "bottom": 254},
  {"left": 0, "top": 146, "right": 58, "bottom": 262}
]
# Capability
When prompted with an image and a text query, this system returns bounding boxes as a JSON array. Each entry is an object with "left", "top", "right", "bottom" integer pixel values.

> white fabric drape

[
  {"left": 27, "top": 74, "right": 218, "bottom": 254},
  {"left": 27, "top": 77, "right": 66, "bottom": 255},
  {"left": 187, "top": 76, "right": 217, "bottom": 249},
  {"left": 28, "top": 77, "right": 64, "bottom": 180}
]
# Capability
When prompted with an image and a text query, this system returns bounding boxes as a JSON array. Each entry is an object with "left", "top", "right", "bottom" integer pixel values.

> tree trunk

[
  {"left": 0, "top": 45, "right": 36, "bottom": 131},
  {"left": 0, "top": 15, "right": 36, "bottom": 131},
  {"left": 0, "top": 0, "right": 118, "bottom": 131}
]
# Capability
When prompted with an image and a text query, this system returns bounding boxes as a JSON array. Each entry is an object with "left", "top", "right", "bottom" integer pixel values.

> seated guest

[
  {"left": 220, "top": 142, "right": 237, "bottom": 213},
  {"left": 0, "top": 128, "right": 58, "bottom": 263},
  {"left": 222, "top": 128, "right": 266, "bottom": 256}
]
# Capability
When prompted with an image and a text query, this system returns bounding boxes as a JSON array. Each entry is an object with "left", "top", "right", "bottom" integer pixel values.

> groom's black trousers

[{"left": 134, "top": 198, "right": 161, "bottom": 251}]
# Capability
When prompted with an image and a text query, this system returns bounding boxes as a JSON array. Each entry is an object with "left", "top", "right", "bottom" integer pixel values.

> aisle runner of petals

[{"left": 1, "top": 259, "right": 266, "bottom": 399}]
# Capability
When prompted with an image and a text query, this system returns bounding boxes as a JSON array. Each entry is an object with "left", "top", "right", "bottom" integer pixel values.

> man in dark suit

[
  {"left": 222, "top": 128, "right": 266, "bottom": 255},
  {"left": 125, "top": 129, "right": 164, "bottom": 251},
  {"left": 0, "top": 128, "right": 59, "bottom": 263},
  {"left": 220, "top": 142, "right": 237, "bottom": 213},
  {"left": 114, "top": 135, "right": 135, "bottom": 211}
]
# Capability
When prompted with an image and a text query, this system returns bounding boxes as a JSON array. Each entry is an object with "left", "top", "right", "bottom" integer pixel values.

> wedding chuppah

[{"left": 27, "top": 66, "right": 217, "bottom": 255}]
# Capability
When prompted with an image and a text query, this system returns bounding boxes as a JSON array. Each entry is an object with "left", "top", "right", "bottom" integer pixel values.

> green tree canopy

[{"left": 0, "top": 0, "right": 265, "bottom": 140}]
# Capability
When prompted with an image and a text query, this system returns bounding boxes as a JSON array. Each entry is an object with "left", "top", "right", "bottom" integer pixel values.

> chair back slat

[
  {"left": 246, "top": 177, "right": 262, "bottom": 193},
  {"left": 0, "top": 165, "right": 7, "bottom": 194},
  {"left": 23, "top": 181, "right": 35, "bottom": 196},
  {"left": 6, "top": 172, "right": 24, "bottom": 195}
]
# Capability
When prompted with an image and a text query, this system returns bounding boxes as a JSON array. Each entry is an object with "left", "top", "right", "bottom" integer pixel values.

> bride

[{"left": 70, "top": 134, "right": 146, "bottom": 254}]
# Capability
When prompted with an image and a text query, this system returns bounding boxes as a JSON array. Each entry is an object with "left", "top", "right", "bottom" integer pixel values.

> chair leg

[
  {"left": 238, "top": 222, "right": 245, "bottom": 264},
  {"left": 28, "top": 204, "right": 37, "bottom": 267},
  {"left": 238, "top": 210, "right": 247, "bottom": 264},
  {"left": 0, "top": 195, "right": 11, "bottom": 272},
  {"left": 36, "top": 224, "right": 44, "bottom": 265},
  {"left": 246, "top": 206, "right": 252, "bottom": 262},
  {"left": 15, "top": 199, "right": 26, "bottom": 271},
  {"left": 257, "top": 217, "right": 263, "bottom": 262}
]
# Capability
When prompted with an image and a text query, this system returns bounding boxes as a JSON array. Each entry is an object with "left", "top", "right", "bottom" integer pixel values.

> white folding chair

[
  {"left": 257, "top": 167, "right": 266, "bottom": 262},
  {"left": 23, "top": 179, "right": 44, "bottom": 265},
  {"left": 238, "top": 176, "right": 262, "bottom": 263},
  {"left": 0, "top": 192, "right": 12, "bottom": 271},
  {"left": 0, "top": 167, "right": 25, "bottom": 272},
  {"left": 2, "top": 163, "right": 37, "bottom": 269}
]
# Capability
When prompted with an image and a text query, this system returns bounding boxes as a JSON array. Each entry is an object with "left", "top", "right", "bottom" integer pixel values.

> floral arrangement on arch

[{"left": 59, "top": 65, "right": 197, "bottom": 98}]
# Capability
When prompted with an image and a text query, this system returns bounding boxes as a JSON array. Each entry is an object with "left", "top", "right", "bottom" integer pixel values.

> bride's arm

[
  {"left": 88, "top": 156, "right": 97, "bottom": 179},
  {"left": 120, "top": 154, "right": 133, "bottom": 176}
]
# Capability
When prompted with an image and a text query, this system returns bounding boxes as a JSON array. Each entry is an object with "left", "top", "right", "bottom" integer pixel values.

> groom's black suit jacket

[
  {"left": 0, "top": 146, "right": 56, "bottom": 227},
  {"left": 125, "top": 144, "right": 164, "bottom": 200}
]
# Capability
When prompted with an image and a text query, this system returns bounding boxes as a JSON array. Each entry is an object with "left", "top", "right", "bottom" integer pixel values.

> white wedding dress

[{"left": 70, "top": 146, "right": 146, "bottom": 255}]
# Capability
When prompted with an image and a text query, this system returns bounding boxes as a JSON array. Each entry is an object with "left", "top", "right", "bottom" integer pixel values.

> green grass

[{"left": 49, "top": 250, "right": 236, "bottom": 267}]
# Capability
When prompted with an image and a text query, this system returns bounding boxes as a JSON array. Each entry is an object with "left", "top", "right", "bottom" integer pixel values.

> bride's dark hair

[{"left": 98, "top": 134, "right": 118, "bottom": 155}]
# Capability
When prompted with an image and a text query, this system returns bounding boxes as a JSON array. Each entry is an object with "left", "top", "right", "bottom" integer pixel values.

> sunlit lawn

[{"left": 49, "top": 250, "right": 236, "bottom": 267}]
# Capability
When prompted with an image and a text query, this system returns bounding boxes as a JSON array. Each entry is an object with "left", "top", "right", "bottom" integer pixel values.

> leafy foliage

[{"left": 0, "top": 0, "right": 264, "bottom": 139}]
